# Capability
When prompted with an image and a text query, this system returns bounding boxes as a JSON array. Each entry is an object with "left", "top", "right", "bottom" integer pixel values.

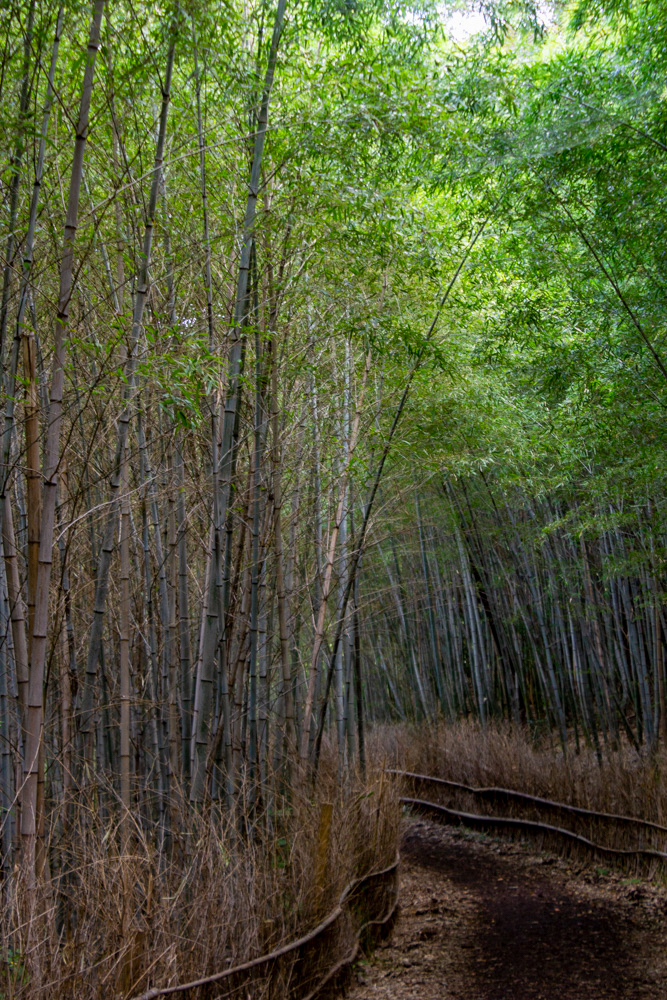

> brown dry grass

[
  {"left": 6, "top": 721, "right": 663, "bottom": 999},
  {"left": 1, "top": 754, "right": 400, "bottom": 1000},
  {"left": 370, "top": 720, "right": 667, "bottom": 874}
]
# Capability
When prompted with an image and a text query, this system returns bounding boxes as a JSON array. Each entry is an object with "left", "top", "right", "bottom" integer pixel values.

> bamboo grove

[{"left": 0, "top": 0, "right": 666, "bottom": 974}]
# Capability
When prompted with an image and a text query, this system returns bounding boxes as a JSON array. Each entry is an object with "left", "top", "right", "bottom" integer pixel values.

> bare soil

[{"left": 346, "top": 819, "right": 667, "bottom": 1000}]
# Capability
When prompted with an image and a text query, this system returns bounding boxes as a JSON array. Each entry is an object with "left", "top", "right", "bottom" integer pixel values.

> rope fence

[
  {"left": 130, "top": 854, "right": 400, "bottom": 1000},
  {"left": 390, "top": 770, "right": 667, "bottom": 866},
  {"left": 387, "top": 770, "right": 667, "bottom": 834},
  {"left": 129, "top": 767, "right": 666, "bottom": 1000},
  {"left": 400, "top": 796, "right": 667, "bottom": 861}
]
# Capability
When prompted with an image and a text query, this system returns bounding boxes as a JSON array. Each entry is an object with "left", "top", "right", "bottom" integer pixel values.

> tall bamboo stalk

[
  {"left": 190, "top": 0, "right": 288, "bottom": 800},
  {"left": 79, "top": 11, "right": 179, "bottom": 740},
  {"left": 21, "top": 0, "right": 106, "bottom": 936}
]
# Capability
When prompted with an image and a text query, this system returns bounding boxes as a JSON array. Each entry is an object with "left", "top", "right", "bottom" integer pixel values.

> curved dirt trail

[{"left": 346, "top": 819, "right": 667, "bottom": 1000}]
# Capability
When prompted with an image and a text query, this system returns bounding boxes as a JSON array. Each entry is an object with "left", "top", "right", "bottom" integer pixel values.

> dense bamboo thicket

[
  {"left": 0, "top": 0, "right": 666, "bottom": 993},
  {"left": 359, "top": 480, "right": 666, "bottom": 756}
]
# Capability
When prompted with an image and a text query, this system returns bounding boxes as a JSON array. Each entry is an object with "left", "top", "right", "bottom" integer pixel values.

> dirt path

[{"left": 346, "top": 819, "right": 667, "bottom": 1000}]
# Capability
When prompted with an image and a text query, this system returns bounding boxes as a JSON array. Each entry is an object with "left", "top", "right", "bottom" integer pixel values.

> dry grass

[
  {"left": 1, "top": 754, "right": 400, "bottom": 1000},
  {"left": 370, "top": 720, "right": 667, "bottom": 874},
  {"left": 7, "top": 720, "right": 662, "bottom": 998}
]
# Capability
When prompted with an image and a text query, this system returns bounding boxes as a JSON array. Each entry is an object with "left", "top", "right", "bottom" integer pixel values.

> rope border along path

[
  {"left": 390, "top": 770, "right": 667, "bottom": 864},
  {"left": 388, "top": 770, "right": 667, "bottom": 836},
  {"left": 400, "top": 797, "right": 667, "bottom": 862},
  {"left": 130, "top": 854, "right": 400, "bottom": 1000}
]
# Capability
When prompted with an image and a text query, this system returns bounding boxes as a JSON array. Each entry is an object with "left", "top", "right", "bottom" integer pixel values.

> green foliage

[
  {"left": 1, "top": 949, "right": 28, "bottom": 997},
  {"left": 1, "top": 0, "right": 661, "bottom": 532}
]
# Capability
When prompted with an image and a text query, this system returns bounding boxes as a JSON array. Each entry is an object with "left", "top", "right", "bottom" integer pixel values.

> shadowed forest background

[{"left": 0, "top": 0, "right": 666, "bottom": 995}]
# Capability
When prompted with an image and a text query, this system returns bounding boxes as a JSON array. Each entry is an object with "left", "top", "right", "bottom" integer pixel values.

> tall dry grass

[
  {"left": 1, "top": 754, "right": 399, "bottom": 1000},
  {"left": 371, "top": 720, "right": 667, "bottom": 873},
  {"left": 6, "top": 720, "right": 662, "bottom": 999}
]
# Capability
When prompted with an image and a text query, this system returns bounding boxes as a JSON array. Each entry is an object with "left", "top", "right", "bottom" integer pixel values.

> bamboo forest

[{"left": 1, "top": 0, "right": 666, "bottom": 997}]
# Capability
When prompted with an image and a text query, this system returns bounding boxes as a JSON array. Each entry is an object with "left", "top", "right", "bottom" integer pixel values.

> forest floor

[{"left": 345, "top": 818, "right": 667, "bottom": 1000}]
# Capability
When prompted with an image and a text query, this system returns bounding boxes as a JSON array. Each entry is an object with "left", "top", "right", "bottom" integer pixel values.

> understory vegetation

[
  {"left": 380, "top": 721, "right": 667, "bottom": 874},
  {"left": 0, "top": 0, "right": 666, "bottom": 994},
  {"left": 3, "top": 756, "right": 400, "bottom": 998}
]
